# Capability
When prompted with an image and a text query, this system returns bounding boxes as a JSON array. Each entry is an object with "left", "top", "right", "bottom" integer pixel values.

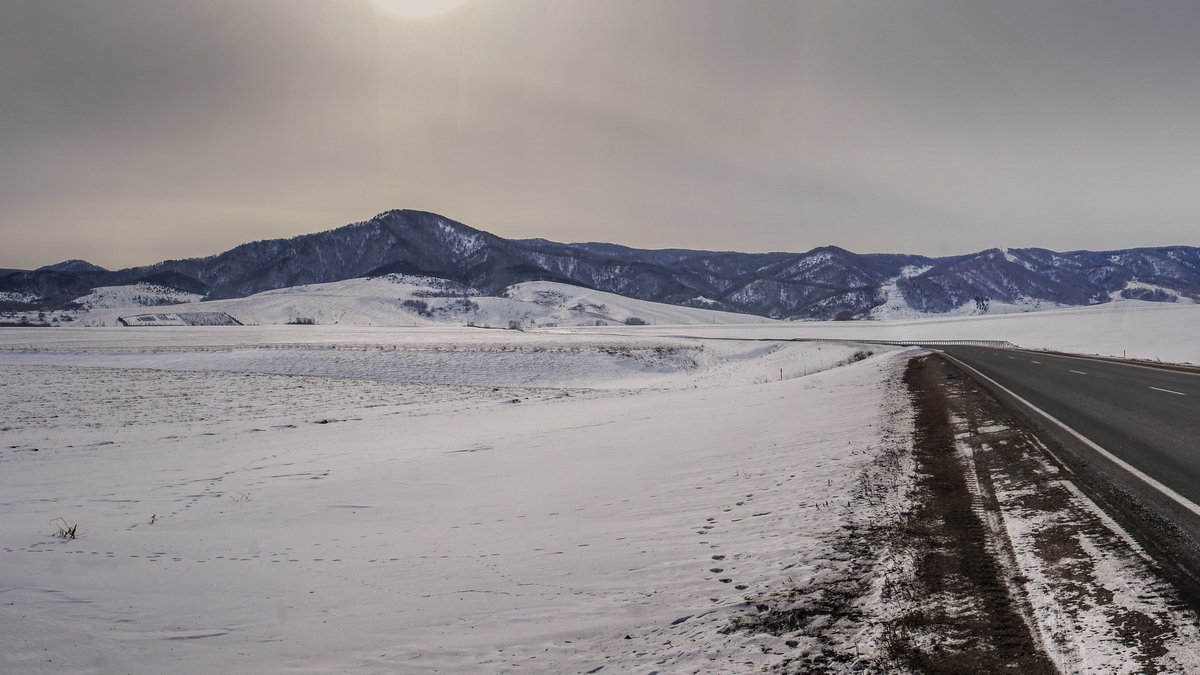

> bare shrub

[
  {"left": 50, "top": 517, "right": 77, "bottom": 539},
  {"left": 838, "top": 350, "right": 874, "bottom": 366}
]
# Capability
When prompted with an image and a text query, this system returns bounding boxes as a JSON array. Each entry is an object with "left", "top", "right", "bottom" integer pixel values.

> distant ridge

[
  {"left": 3, "top": 209, "right": 1199, "bottom": 319},
  {"left": 37, "top": 259, "right": 108, "bottom": 273}
]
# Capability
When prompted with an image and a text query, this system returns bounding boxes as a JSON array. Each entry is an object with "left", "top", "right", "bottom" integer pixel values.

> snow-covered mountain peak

[{"left": 6, "top": 209, "right": 1200, "bottom": 321}]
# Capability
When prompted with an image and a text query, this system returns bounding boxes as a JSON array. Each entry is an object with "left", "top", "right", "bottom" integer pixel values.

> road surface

[{"left": 938, "top": 346, "right": 1200, "bottom": 511}]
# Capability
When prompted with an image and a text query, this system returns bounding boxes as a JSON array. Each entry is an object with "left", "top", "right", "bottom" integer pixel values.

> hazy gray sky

[{"left": 4, "top": 0, "right": 1200, "bottom": 269}]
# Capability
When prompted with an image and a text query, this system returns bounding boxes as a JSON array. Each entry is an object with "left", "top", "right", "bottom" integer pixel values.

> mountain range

[{"left": 3, "top": 209, "right": 1199, "bottom": 319}]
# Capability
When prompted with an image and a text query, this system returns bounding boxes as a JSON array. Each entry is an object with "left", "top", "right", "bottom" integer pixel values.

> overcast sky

[{"left": 4, "top": 0, "right": 1200, "bottom": 269}]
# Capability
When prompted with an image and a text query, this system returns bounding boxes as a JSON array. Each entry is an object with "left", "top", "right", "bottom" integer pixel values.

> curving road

[{"left": 938, "top": 346, "right": 1200, "bottom": 512}]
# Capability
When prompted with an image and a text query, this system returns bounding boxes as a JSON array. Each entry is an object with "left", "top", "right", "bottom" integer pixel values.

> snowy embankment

[{"left": 0, "top": 327, "right": 906, "bottom": 673}]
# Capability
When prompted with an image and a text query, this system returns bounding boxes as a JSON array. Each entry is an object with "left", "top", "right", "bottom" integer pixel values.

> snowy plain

[
  {"left": 5, "top": 295, "right": 1200, "bottom": 672},
  {"left": 0, "top": 325, "right": 900, "bottom": 673}
]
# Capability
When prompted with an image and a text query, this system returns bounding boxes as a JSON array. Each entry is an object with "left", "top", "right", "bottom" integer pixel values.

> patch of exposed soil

[{"left": 884, "top": 355, "right": 1056, "bottom": 673}]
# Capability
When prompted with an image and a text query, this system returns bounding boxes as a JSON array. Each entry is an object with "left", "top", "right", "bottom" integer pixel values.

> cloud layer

[{"left": 4, "top": 0, "right": 1200, "bottom": 268}]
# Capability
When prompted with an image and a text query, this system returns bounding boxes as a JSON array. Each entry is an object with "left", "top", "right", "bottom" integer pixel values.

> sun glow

[{"left": 369, "top": 0, "right": 471, "bottom": 20}]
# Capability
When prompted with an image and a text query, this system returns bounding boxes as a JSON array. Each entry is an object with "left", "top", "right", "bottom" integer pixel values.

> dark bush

[{"left": 401, "top": 299, "right": 433, "bottom": 317}]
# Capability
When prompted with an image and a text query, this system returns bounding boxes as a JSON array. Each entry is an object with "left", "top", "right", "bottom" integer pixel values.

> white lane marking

[
  {"left": 1031, "top": 360, "right": 1042, "bottom": 364},
  {"left": 1008, "top": 356, "right": 1017, "bottom": 360},
  {"left": 1069, "top": 370, "right": 1087, "bottom": 375},
  {"left": 941, "top": 353, "right": 1200, "bottom": 520},
  {"left": 1150, "top": 386, "right": 1187, "bottom": 396}
]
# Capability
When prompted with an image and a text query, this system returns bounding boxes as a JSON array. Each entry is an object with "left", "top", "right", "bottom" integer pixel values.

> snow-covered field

[
  {"left": 624, "top": 299, "right": 1200, "bottom": 365},
  {"left": 5, "top": 298, "right": 1199, "bottom": 672},
  {"left": 0, "top": 326, "right": 903, "bottom": 673},
  {"left": 68, "top": 277, "right": 770, "bottom": 329}
]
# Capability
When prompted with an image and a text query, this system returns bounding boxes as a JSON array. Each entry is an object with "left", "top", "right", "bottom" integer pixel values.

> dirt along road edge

[{"left": 726, "top": 353, "right": 1200, "bottom": 673}]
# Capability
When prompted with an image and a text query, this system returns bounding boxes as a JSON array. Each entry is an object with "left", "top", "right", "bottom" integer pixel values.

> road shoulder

[
  {"left": 728, "top": 353, "right": 1200, "bottom": 672},
  {"left": 923, "top": 353, "right": 1200, "bottom": 672}
]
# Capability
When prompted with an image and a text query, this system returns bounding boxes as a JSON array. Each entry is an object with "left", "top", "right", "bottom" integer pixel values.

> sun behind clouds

[{"left": 369, "top": 0, "right": 471, "bottom": 19}]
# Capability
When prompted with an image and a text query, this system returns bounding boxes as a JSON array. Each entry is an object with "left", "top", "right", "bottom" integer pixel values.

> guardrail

[
  {"left": 659, "top": 334, "right": 1020, "bottom": 350},
  {"left": 869, "top": 339, "right": 1019, "bottom": 349},
  {"left": 769, "top": 337, "right": 1019, "bottom": 349}
]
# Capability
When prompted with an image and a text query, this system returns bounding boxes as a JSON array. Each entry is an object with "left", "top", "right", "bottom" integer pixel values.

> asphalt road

[{"left": 938, "top": 346, "right": 1200, "bottom": 510}]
